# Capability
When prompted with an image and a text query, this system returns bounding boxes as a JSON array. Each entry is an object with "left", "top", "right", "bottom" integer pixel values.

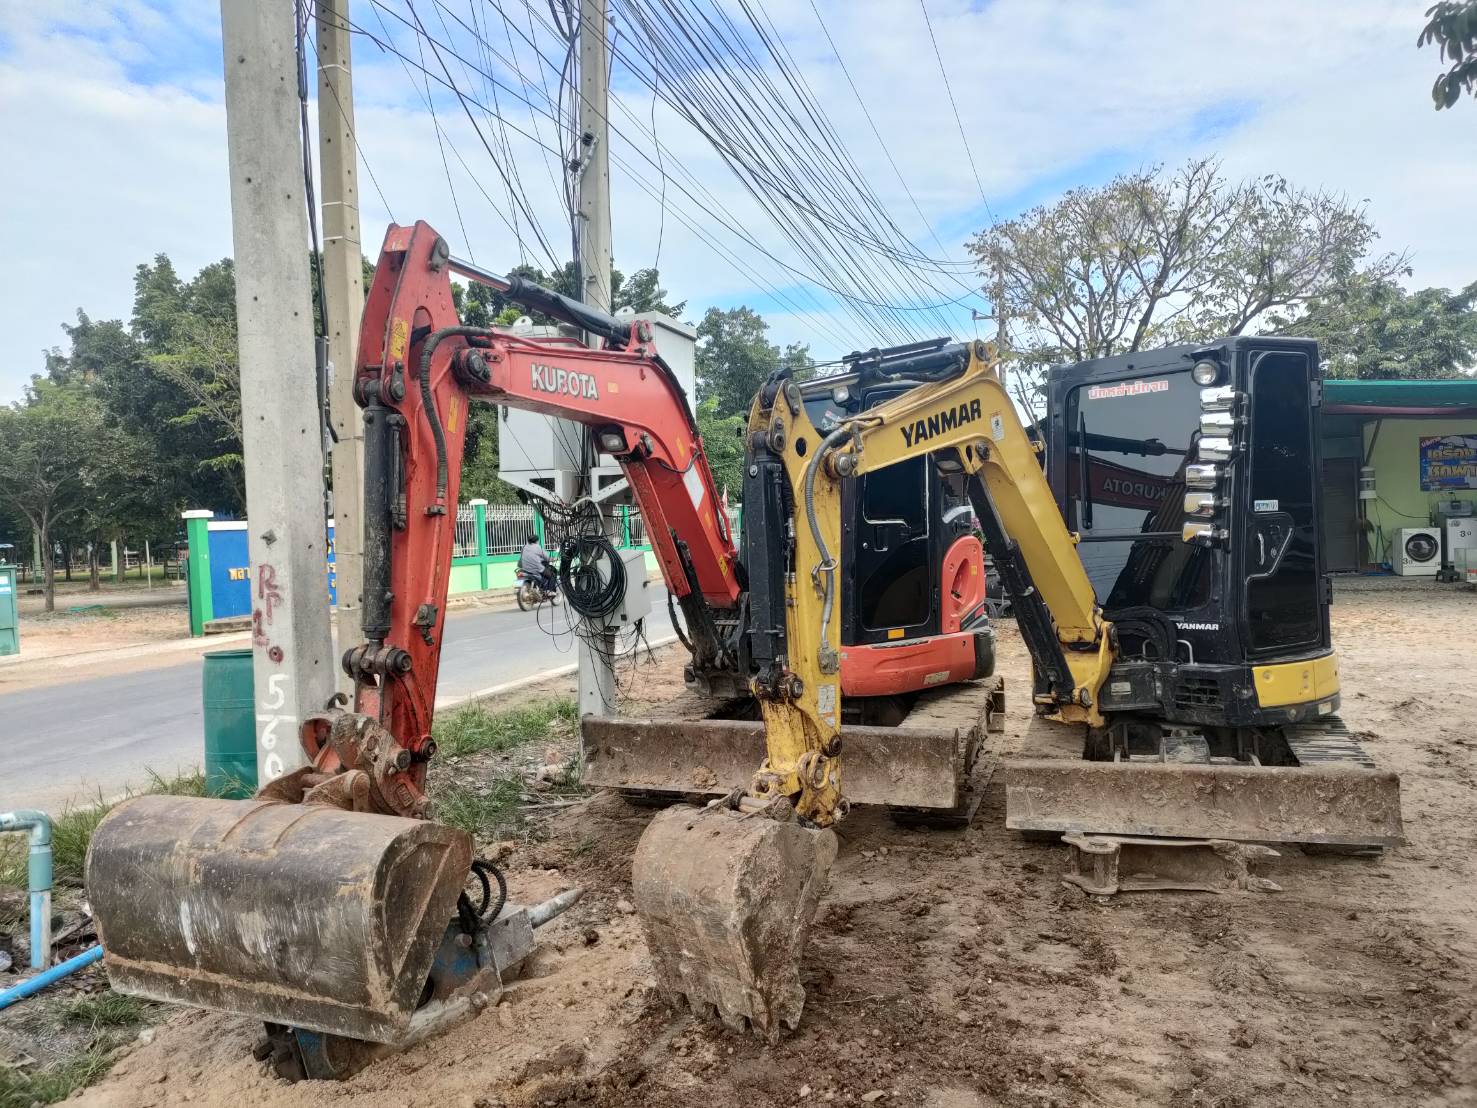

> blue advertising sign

[{"left": 1420, "top": 435, "right": 1477, "bottom": 491}]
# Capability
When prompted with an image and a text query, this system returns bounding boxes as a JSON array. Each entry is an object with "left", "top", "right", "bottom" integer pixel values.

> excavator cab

[
  {"left": 799, "top": 366, "right": 992, "bottom": 700},
  {"left": 1044, "top": 337, "right": 1336, "bottom": 744}
]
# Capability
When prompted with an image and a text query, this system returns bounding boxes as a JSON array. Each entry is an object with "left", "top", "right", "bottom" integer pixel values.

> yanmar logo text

[
  {"left": 900, "top": 399, "right": 983, "bottom": 448},
  {"left": 531, "top": 362, "right": 599, "bottom": 400},
  {"left": 1087, "top": 379, "right": 1169, "bottom": 401}
]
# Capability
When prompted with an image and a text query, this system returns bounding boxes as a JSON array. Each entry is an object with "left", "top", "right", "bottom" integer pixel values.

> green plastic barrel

[{"left": 202, "top": 648, "right": 256, "bottom": 798}]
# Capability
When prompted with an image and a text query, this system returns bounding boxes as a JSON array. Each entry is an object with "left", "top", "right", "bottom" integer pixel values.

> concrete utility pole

[
  {"left": 220, "top": 0, "right": 336, "bottom": 785},
  {"left": 575, "top": 0, "right": 617, "bottom": 717},
  {"left": 316, "top": 0, "right": 366, "bottom": 691}
]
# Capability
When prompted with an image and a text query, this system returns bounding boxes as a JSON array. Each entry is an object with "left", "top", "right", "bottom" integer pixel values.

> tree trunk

[
  {"left": 62, "top": 541, "right": 72, "bottom": 582},
  {"left": 89, "top": 542, "right": 101, "bottom": 591},
  {"left": 114, "top": 538, "right": 126, "bottom": 584},
  {"left": 41, "top": 522, "right": 55, "bottom": 613}
]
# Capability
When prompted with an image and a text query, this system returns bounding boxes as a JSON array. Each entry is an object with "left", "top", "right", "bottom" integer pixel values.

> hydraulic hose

[{"left": 417, "top": 326, "right": 495, "bottom": 503}]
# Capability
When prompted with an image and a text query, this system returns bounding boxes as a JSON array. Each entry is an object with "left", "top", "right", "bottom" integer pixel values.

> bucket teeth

[{"left": 632, "top": 804, "right": 838, "bottom": 1041}]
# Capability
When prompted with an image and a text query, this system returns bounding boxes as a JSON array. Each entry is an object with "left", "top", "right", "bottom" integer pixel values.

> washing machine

[
  {"left": 1393, "top": 527, "right": 1442, "bottom": 575},
  {"left": 1445, "top": 517, "right": 1477, "bottom": 557}
]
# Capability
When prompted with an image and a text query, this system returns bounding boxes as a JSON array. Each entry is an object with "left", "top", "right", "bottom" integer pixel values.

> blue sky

[{"left": 1, "top": 0, "right": 1472, "bottom": 401}]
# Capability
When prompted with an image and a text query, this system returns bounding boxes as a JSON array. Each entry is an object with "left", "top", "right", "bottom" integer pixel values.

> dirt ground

[{"left": 65, "top": 584, "right": 1477, "bottom": 1107}]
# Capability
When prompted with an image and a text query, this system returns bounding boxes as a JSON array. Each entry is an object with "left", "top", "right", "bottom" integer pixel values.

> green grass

[
  {"left": 0, "top": 770, "right": 207, "bottom": 892},
  {"left": 0, "top": 1045, "right": 117, "bottom": 1107},
  {"left": 431, "top": 774, "right": 526, "bottom": 836},
  {"left": 62, "top": 992, "right": 153, "bottom": 1029},
  {"left": 432, "top": 696, "right": 577, "bottom": 758},
  {"left": 142, "top": 768, "right": 208, "bottom": 797}
]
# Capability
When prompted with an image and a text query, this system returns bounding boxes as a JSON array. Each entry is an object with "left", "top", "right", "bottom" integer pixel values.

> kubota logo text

[
  {"left": 901, "top": 399, "right": 983, "bottom": 448},
  {"left": 531, "top": 362, "right": 600, "bottom": 400}
]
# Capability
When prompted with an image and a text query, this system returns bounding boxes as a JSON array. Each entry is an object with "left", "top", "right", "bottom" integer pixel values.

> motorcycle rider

[{"left": 518, "top": 533, "right": 557, "bottom": 595}]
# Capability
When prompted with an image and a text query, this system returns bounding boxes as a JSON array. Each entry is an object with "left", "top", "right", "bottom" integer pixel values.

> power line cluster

[
  {"left": 315, "top": 0, "right": 993, "bottom": 352},
  {"left": 611, "top": 0, "right": 984, "bottom": 345}
]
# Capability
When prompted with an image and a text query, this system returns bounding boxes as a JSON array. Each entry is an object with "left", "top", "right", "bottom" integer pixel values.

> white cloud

[{"left": 1, "top": 0, "right": 1472, "bottom": 402}]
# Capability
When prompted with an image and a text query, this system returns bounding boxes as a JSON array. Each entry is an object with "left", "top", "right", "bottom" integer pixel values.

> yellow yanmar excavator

[{"left": 86, "top": 222, "right": 1401, "bottom": 1072}]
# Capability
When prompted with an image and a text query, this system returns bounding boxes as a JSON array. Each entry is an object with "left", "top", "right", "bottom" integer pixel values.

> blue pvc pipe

[
  {"left": 0, "top": 945, "right": 103, "bottom": 1010},
  {"left": 0, "top": 809, "right": 52, "bottom": 970}
]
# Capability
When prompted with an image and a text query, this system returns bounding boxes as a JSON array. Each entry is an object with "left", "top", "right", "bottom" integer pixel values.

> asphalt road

[{"left": 1, "top": 594, "right": 672, "bottom": 813}]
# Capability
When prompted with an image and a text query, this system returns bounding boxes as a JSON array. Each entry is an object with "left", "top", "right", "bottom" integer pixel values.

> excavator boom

[{"left": 86, "top": 221, "right": 745, "bottom": 1070}]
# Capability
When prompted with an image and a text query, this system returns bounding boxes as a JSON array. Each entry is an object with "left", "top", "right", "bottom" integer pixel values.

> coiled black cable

[
  {"left": 456, "top": 858, "right": 509, "bottom": 935},
  {"left": 559, "top": 533, "right": 626, "bottom": 621}
]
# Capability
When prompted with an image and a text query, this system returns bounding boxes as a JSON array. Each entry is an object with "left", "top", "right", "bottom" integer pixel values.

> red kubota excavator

[{"left": 86, "top": 220, "right": 1000, "bottom": 1076}]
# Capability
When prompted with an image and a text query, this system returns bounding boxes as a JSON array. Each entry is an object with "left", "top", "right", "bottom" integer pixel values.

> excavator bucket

[
  {"left": 632, "top": 804, "right": 838, "bottom": 1041},
  {"left": 87, "top": 795, "right": 472, "bottom": 1043}
]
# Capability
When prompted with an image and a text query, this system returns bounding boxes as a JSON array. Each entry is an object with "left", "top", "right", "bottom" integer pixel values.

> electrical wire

[
  {"left": 359, "top": 1, "right": 553, "bottom": 254},
  {"left": 375, "top": 0, "right": 976, "bottom": 346},
  {"left": 916, "top": 0, "right": 994, "bottom": 218},
  {"left": 362, "top": 0, "right": 860, "bottom": 350},
  {"left": 801, "top": 0, "right": 981, "bottom": 282},
  {"left": 610, "top": 0, "right": 978, "bottom": 339},
  {"left": 351, "top": 1, "right": 987, "bottom": 357},
  {"left": 294, "top": 0, "right": 339, "bottom": 473},
  {"left": 410, "top": 5, "right": 476, "bottom": 258},
  {"left": 402, "top": 0, "right": 565, "bottom": 266},
  {"left": 559, "top": 533, "right": 626, "bottom": 620}
]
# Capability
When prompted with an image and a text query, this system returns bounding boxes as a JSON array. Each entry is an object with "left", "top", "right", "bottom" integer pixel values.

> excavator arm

[
  {"left": 632, "top": 339, "right": 1117, "bottom": 1040},
  {"left": 338, "top": 221, "right": 742, "bottom": 818},
  {"left": 818, "top": 340, "right": 1114, "bottom": 728}
]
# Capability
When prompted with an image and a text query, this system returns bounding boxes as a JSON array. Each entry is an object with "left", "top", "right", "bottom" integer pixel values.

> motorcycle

[{"left": 514, "top": 568, "right": 558, "bottom": 612}]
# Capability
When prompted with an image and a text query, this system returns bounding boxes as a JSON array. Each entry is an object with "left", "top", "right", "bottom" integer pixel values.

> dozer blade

[
  {"left": 87, "top": 795, "right": 472, "bottom": 1043},
  {"left": 583, "top": 716, "right": 967, "bottom": 809},
  {"left": 632, "top": 804, "right": 837, "bottom": 1041},
  {"left": 1004, "top": 759, "right": 1404, "bottom": 849}
]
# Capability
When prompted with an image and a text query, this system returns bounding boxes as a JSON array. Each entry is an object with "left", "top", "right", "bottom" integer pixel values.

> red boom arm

[{"left": 325, "top": 221, "right": 740, "bottom": 814}]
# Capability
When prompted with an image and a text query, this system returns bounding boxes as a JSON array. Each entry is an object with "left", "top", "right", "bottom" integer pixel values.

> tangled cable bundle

[
  {"left": 560, "top": 533, "right": 626, "bottom": 621},
  {"left": 520, "top": 497, "right": 658, "bottom": 693}
]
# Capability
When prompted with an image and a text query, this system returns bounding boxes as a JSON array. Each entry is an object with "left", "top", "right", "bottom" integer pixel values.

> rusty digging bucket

[
  {"left": 632, "top": 804, "right": 838, "bottom": 1041},
  {"left": 86, "top": 795, "right": 471, "bottom": 1043}
]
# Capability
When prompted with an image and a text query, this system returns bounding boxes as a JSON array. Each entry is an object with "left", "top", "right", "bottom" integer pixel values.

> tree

[
  {"left": 74, "top": 258, "right": 247, "bottom": 518},
  {"left": 0, "top": 382, "right": 112, "bottom": 610},
  {"left": 968, "top": 159, "right": 1406, "bottom": 401},
  {"left": 1271, "top": 275, "right": 1477, "bottom": 378},
  {"left": 1420, "top": 1, "right": 1477, "bottom": 108},
  {"left": 615, "top": 268, "right": 685, "bottom": 316},
  {"left": 694, "top": 307, "right": 812, "bottom": 418},
  {"left": 695, "top": 396, "right": 747, "bottom": 502}
]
